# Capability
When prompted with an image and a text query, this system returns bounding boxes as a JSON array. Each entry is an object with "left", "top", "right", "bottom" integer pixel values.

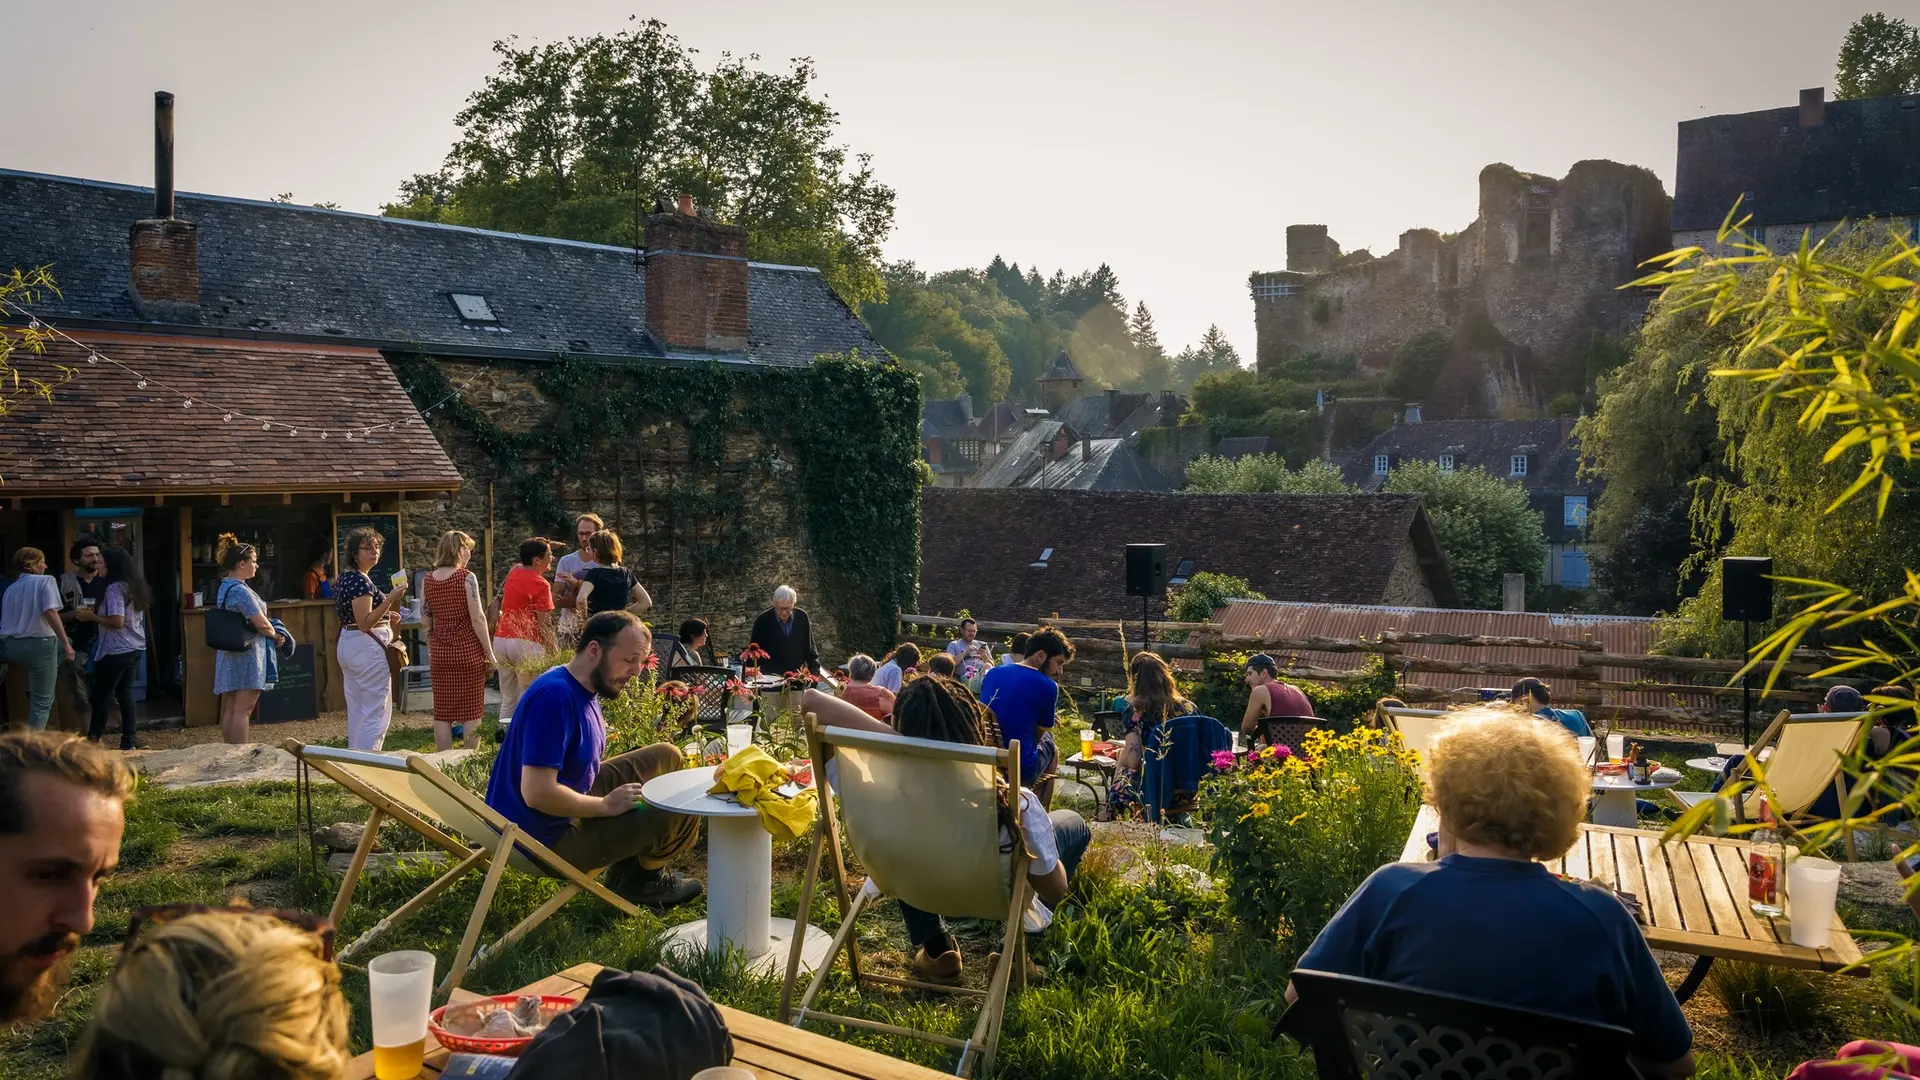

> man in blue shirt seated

[
  {"left": 1512, "top": 676, "right": 1592, "bottom": 737},
  {"left": 484, "top": 610, "right": 702, "bottom": 907},
  {"left": 977, "top": 627, "right": 1072, "bottom": 808},
  {"left": 1290, "top": 707, "right": 1694, "bottom": 1079}
]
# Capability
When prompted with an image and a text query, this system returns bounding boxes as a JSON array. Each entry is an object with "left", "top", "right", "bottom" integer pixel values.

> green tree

[
  {"left": 1174, "top": 325, "right": 1244, "bottom": 389},
  {"left": 1183, "top": 454, "right": 1353, "bottom": 494},
  {"left": 383, "top": 20, "right": 896, "bottom": 307},
  {"left": 1167, "top": 571, "right": 1267, "bottom": 622},
  {"left": 1382, "top": 462, "right": 1546, "bottom": 610},
  {"left": 0, "top": 267, "right": 70, "bottom": 441},
  {"left": 1835, "top": 12, "right": 1920, "bottom": 99},
  {"left": 860, "top": 263, "right": 1011, "bottom": 402},
  {"left": 1128, "top": 301, "right": 1175, "bottom": 392}
]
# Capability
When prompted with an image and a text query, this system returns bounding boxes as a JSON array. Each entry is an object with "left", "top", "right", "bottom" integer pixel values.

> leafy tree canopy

[
  {"left": 1836, "top": 12, "right": 1920, "bottom": 99},
  {"left": 384, "top": 19, "right": 896, "bottom": 307},
  {"left": 1183, "top": 454, "right": 1352, "bottom": 494},
  {"left": 1381, "top": 462, "right": 1546, "bottom": 611}
]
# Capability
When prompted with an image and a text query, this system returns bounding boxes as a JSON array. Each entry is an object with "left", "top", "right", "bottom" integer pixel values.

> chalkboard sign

[
  {"left": 334, "top": 512, "right": 403, "bottom": 588},
  {"left": 259, "top": 643, "right": 319, "bottom": 724}
]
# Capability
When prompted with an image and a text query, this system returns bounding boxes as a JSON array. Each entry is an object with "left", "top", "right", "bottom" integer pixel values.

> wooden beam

[
  {"left": 282, "top": 492, "right": 292, "bottom": 505},
  {"left": 152, "top": 493, "right": 164, "bottom": 506},
  {"left": 220, "top": 493, "right": 229, "bottom": 506},
  {"left": 1378, "top": 630, "right": 1605, "bottom": 652}
]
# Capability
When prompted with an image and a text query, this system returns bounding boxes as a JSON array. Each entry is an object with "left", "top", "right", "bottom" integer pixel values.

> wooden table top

[
  {"left": 1399, "top": 804, "right": 1864, "bottom": 973},
  {"left": 346, "top": 962, "right": 949, "bottom": 1080}
]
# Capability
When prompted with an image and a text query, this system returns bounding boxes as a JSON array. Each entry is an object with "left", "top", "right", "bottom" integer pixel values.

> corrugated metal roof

[{"left": 1205, "top": 600, "right": 1716, "bottom": 712}]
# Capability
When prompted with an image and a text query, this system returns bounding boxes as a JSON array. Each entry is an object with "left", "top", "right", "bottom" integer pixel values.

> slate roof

[
  {"left": 0, "top": 333, "right": 462, "bottom": 494},
  {"left": 919, "top": 489, "right": 1458, "bottom": 621},
  {"left": 1052, "top": 390, "right": 1184, "bottom": 440},
  {"left": 1039, "top": 349, "right": 1084, "bottom": 382},
  {"left": 1674, "top": 93, "right": 1920, "bottom": 232},
  {"left": 1342, "top": 418, "right": 1590, "bottom": 542},
  {"left": 0, "top": 169, "right": 881, "bottom": 366},
  {"left": 922, "top": 396, "right": 976, "bottom": 440},
  {"left": 970, "top": 422, "right": 1171, "bottom": 492}
]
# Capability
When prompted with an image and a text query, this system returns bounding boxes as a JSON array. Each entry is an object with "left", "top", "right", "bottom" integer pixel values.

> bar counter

[{"left": 182, "top": 599, "right": 344, "bottom": 727}]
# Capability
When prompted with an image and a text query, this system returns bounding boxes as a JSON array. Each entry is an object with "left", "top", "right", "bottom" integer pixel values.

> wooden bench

[
  {"left": 346, "top": 961, "right": 949, "bottom": 1080},
  {"left": 1400, "top": 804, "right": 1865, "bottom": 1003}
]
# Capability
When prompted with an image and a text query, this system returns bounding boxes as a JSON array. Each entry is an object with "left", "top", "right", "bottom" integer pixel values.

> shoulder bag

[{"left": 204, "top": 580, "right": 256, "bottom": 652}]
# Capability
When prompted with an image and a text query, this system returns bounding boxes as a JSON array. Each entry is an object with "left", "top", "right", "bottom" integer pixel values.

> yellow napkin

[{"left": 708, "top": 745, "right": 817, "bottom": 841}]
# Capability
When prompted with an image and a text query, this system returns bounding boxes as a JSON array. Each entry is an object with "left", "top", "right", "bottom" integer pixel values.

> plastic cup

[
  {"left": 692, "top": 1069, "right": 755, "bottom": 1080},
  {"left": 726, "top": 723, "right": 753, "bottom": 755},
  {"left": 1575, "top": 736, "right": 1596, "bottom": 765},
  {"left": 1788, "top": 856, "right": 1842, "bottom": 948},
  {"left": 368, "top": 950, "right": 435, "bottom": 1079},
  {"left": 1606, "top": 734, "right": 1625, "bottom": 763}
]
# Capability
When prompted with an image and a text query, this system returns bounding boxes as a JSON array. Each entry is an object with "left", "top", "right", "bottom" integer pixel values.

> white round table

[
  {"left": 1590, "top": 769, "right": 1682, "bottom": 827},
  {"left": 1687, "top": 756, "right": 1729, "bottom": 774},
  {"left": 640, "top": 767, "right": 832, "bottom": 975}
]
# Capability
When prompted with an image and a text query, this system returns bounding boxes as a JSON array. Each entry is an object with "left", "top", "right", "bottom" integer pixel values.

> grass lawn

[{"left": 5, "top": 725, "right": 1918, "bottom": 1079}]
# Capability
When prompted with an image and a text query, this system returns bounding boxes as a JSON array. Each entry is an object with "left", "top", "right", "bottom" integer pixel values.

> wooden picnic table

[
  {"left": 1399, "top": 804, "right": 1865, "bottom": 1003},
  {"left": 346, "top": 962, "right": 946, "bottom": 1080}
]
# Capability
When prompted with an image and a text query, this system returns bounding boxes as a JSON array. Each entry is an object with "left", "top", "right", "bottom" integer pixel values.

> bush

[
  {"left": 1200, "top": 728, "right": 1422, "bottom": 944},
  {"left": 1183, "top": 653, "right": 1398, "bottom": 730},
  {"left": 1167, "top": 572, "right": 1267, "bottom": 623}
]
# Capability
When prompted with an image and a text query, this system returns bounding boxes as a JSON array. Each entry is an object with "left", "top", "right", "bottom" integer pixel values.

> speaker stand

[
  {"left": 1742, "top": 618, "right": 1753, "bottom": 749},
  {"left": 1141, "top": 593, "right": 1150, "bottom": 662}
]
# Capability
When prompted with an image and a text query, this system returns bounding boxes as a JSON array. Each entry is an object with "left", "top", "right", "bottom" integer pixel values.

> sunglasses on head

[{"left": 118, "top": 902, "right": 336, "bottom": 967}]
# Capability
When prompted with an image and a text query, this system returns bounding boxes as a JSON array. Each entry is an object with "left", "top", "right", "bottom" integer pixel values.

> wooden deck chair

[
  {"left": 779, "top": 714, "right": 1031, "bottom": 1078},
  {"left": 1381, "top": 707, "right": 1450, "bottom": 779},
  {"left": 285, "top": 740, "right": 637, "bottom": 997},
  {"left": 401, "top": 752, "right": 643, "bottom": 995},
  {"left": 1670, "top": 710, "right": 1867, "bottom": 833}
]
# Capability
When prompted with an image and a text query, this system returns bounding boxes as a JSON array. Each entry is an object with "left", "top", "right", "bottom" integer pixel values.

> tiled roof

[
  {"left": 1674, "top": 92, "right": 1920, "bottom": 232},
  {"left": 1211, "top": 599, "right": 1707, "bottom": 712},
  {"left": 0, "top": 333, "right": 462, "bottom": 494},
  {"left": 919, "top": 489, "right": 1457, "bottom": 622},
  {"left": 922, "top": 396, "right": 975, "bottom": 440},
  {"left": 1052, "top": 390, "right": 1183, "bottom": 440},
  {"left": 970, "top": 422, "right": 1168, "bottom": 491},
  {"left": 0, "top": 169, "right": 881, "bottom": 366}
]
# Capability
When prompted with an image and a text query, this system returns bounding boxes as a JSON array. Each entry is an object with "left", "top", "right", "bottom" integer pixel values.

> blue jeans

[
  {"left": 901, "top": 808, "right": 1092, "bottom": 953},
  {"left": 3, "top": 635, "right": 59, "bottom": 730}
]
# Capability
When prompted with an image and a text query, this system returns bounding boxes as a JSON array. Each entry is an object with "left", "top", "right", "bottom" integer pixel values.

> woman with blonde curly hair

[
  {"left": 71, "top": 907, "right": 348, "bottom": 1080},
  {"left": 1289, "top": 707, "right": 1695, "bottom": 1079}
]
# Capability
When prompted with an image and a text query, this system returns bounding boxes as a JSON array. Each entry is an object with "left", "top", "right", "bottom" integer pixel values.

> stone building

[
  {"left": 0, "top": 146, "right": 897, "bottom": 668},
  {"left": 1250, "top": 160, "right": 1671, "bottom": 417},
  {"left": 1673, "top": 87, "right": 1920, "bottom": 254},
  {"left": 919, "top": 489, "right": 1459, "bottom": 623}
]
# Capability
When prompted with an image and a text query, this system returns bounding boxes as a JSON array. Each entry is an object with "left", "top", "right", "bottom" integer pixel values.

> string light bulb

[
  {"left": 223, "top": 412, "right": 233, "bottom": 422},
  {"left": 182, "top": 399, "right": 191, "bottom": 408},
  {"left": 86, "top": 353, "right": 99, "bottom": 365},
  {"left": 136, "top": 379, "right": 147, "bottom": 389}
]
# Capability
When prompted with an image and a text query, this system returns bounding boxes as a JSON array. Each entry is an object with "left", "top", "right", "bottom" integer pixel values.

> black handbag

[{"left": 204, "top": 580, "right": 256, "bottom": 653}]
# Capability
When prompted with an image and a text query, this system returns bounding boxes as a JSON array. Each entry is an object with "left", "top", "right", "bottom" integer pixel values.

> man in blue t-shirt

[
  {"left": 977, "top": 627, "right": 1072, "bottom": 808},
  {"left": 1289, "top": 708, "right": 1693, "bottom": 1078},
  {"left": 484, "top": 610, "right": 702, "bottom": 907}
]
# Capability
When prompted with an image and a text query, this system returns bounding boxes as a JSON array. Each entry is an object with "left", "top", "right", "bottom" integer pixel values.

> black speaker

[
  {"left": 1722, "top": 556, "right": 1774, "bottom": 622},
  {"left": 1125, "top": 543, "right": 1167, "bottom": 598}
]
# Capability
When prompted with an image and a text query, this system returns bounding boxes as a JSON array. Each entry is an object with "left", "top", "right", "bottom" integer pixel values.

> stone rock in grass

[
  {"left": 313, "top": 822, "right": 366, "bottom": 853},
  {"left": 127, "top": 743, "right": 479, "bottom": 790},
  {"left": 328, "top": 850, "right": 450, "bottom": 877}
]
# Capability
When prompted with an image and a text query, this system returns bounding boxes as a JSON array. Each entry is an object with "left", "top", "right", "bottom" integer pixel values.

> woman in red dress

[{"left": 422, "top": 530, "right": 496, "bottom": 750}]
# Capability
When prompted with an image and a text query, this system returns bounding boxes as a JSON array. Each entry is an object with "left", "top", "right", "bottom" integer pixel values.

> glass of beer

[
  {"left": 1080, "top": 731, "right": 1096, "bottom": 761},
  {"left": 368, "top": 950, "right": 435, "bottom": 1078}
]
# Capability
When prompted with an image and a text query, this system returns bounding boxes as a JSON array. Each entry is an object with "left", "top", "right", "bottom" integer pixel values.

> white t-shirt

[
  {"left": 0, "top": 574, "right": 59, "bottom": 638},
  {"left": 873, "top": 659, "right": 904, "bottom": 694},
  {"left": 554, "top": 551, "right": 596, "bottom": 579}
]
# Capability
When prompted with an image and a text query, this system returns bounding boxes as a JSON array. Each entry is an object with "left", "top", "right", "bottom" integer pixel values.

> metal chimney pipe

[{"left": 154, "top": 91, "right": 175, "bottom": 219}]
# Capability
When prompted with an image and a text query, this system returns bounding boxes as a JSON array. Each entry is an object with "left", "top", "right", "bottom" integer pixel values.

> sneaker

[
  {"left": 912, "top": 946, "right": 963, "bottom": 986},
  {"left": 610, "top": 866, "right": 702, "bottom": 909}
]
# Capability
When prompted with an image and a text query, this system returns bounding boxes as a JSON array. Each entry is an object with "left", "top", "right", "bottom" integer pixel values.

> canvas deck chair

[
  {"left": 285, "top": 740, "right": 638, "bottom": 996},
  {"left": 1381, "top": 707, "right": 1450, "bottom": 778},
  {"left": 778, "top": 714, "right": 1032, "bottom": 1078},
  {"left": 1670, "top": 710, "right": 1866, "bottom": 829}
]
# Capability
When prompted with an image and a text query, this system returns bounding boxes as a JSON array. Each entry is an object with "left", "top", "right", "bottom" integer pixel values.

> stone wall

[
  {"left": 396, "top": 357, "right": 845, "bottom": 660},
  {"left": 1673, "top": 215, "right": 1919, "bottom": 258},
  {"left": 1253, "top": 160, "right": 1672, "bottom": 417},
  {"left": 1382, "top": 538, "right": 1439, "bottom": 607}
]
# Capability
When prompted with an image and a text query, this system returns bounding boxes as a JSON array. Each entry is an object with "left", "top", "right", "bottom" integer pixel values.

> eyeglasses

[{"left": 118, "top": 902, "right": 336, "bottom": 968}]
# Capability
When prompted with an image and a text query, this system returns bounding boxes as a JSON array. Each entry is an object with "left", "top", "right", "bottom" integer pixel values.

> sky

[{"left": 2, "top": 0, "right": 1911, "bottom": 357}]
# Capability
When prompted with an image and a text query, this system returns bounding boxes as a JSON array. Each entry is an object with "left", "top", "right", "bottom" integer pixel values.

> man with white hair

[{"left": 748, "top": 585, "right": 819, "bottom": 676}]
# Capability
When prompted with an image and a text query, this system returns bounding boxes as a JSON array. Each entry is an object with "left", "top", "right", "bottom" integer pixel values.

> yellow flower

[
  {"left": 1287, "top": 809, "right": 1311, "bottom": 826},
  {"left": 1252, "top": 801, "right": 1270, "bottom": 816}
]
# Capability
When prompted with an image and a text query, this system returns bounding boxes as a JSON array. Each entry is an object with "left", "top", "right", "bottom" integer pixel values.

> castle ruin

[{"left": 1251, "top": 160, "right": 1672, "bottom": 417}]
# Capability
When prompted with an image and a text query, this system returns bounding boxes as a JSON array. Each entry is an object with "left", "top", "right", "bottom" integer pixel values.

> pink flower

[{"left": 1210, "top": 750, "right": 1238, "bottom": 772}]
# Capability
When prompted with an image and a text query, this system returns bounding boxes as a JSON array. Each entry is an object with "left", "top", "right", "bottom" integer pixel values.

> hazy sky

[{"left": 3, "top": 0, "right": 1910, "bottom": 356}]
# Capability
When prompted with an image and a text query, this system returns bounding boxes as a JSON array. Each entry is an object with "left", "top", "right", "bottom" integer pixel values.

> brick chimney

[
  {"left": 643, "top": 193, "right": 749, "bottom": 353},
  {"left": 1800, "top": 87, "right": 1826, "bottom": 128},
  {"left": 129, "top": 91, "right": 200, "bottom": 322}
]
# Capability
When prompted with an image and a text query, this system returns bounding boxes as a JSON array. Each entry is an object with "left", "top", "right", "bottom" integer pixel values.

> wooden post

[
  {"left": 483, "top": 480, "right": 495, "bottom": 600},
  {"left": 177, "top": 506, "right": 193, "bottom": 605}
]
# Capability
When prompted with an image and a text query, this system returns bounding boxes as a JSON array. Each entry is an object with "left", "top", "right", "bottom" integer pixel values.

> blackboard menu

[
  {"left": 260, "top": 643, "right": 319, "bottom": 724},
  {"left": 334, "top": 512, "right": 403, "bottom": 587}
]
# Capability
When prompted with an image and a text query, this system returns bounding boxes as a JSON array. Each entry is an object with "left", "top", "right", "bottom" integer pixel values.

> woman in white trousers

[{"left": 336, "top": 526, "right": 407, "bottom": 750}]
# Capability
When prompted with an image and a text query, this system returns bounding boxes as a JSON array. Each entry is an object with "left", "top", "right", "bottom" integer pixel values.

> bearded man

[
  {"left": 0, "top": 731, "right": 130, "bottom": 1022},
  {"left": 483, "top": 611, "right": 701, "bottom": 908}
]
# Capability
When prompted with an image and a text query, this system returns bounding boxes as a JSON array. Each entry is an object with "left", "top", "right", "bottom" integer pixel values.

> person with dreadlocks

[{"left": 803, "top": 676, "right": 1090, "bottom": 986}]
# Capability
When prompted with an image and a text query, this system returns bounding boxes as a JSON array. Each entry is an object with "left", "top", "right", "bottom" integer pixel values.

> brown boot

[
  {"left": 987, "top": 949, "right": 1046, "bottom": 986},
  {"left": 912, "top": 946, "right": 963, "bottom": 986}
]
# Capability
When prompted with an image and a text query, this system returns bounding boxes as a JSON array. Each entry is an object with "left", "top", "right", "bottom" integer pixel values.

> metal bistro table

[
  {"left": 1590, "top": 768, "right": 1682, "bottom": 827},
  {"left": 1399, "top": 804, "right": 1864, "bottom": 1003},
  {"left": 640, "top": 767, "right": 833, "bottom": 976}
]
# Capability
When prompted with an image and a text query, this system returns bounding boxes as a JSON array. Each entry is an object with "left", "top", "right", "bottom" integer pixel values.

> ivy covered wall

[{"left": 392, "top": 352, "right": 922, "bottom": 656}]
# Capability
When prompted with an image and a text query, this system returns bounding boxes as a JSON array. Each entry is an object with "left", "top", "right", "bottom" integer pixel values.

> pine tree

[{"left": 1128, "top": 301, "right": 1163, "bottom": 357}]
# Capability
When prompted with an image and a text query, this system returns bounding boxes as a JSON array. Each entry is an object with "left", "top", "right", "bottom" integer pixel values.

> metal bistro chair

[
  {"left": 1255, "top": 714, "right": 1324, "bottom": 753},
  {"left": 1281, "top": 968, "right": 1639, "bottom": 1080},
  {"left": 675, "top": 664, "right": 739, "bottom": 736}
]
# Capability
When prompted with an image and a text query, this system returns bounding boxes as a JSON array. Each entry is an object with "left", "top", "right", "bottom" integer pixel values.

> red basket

[{"left": 429, "top": 994, "right": 577, "bottom": 1055}]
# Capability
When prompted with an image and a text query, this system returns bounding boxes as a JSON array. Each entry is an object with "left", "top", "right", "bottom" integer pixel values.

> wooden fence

[{"left": 896, "top": 613, "right": 1869, "bottom": 736}]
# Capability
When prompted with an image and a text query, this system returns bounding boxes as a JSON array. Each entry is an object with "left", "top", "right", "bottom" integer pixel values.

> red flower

[
  {"left": 741, "top": 644, "right": 770, "bottom": 662},
  {"left": 724, "top": 678, "right": 751, "bottom": 698}
]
